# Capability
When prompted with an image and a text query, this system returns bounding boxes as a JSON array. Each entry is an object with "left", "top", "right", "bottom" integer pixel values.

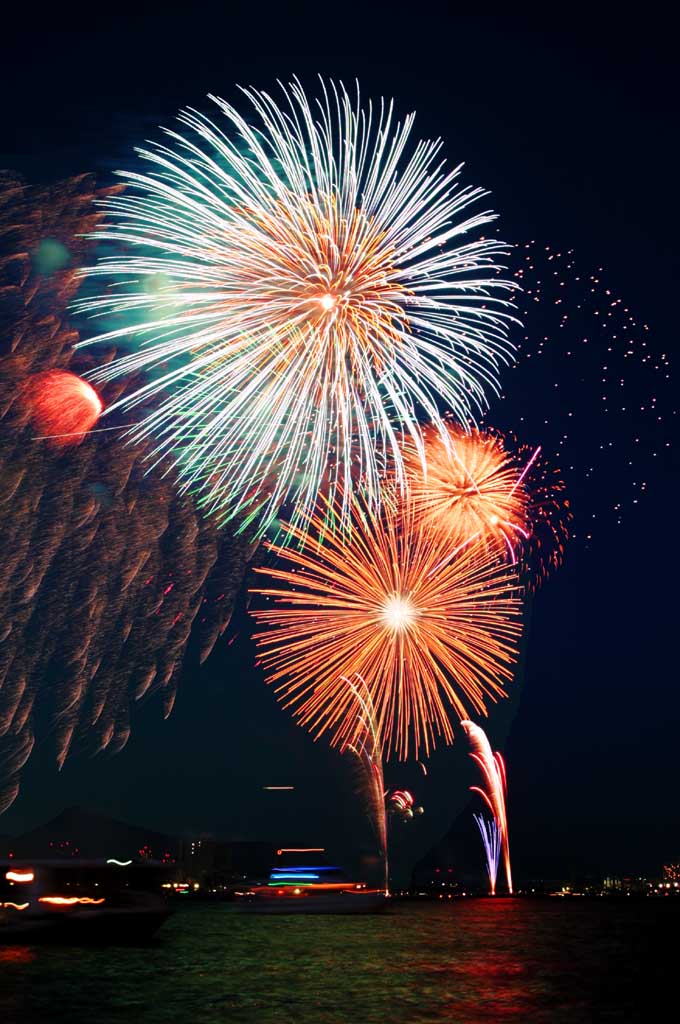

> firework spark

[
  {"left": 251, "top": 495, "right": 523, "bottom": 760},
  {"left": 461, "top": 720, "right": 512, "bottom": 894},
  {"left": 473, "top": 814, "right": 501, "bottom": 895},
  {"left": 505, "top": 243, "right": 675, "bottom": 544},
  {"left": 75, "top": 79, "right": 517, "bottom": 534}
]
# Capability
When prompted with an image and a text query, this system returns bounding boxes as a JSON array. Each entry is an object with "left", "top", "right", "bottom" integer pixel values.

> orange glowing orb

[{"left": 24, "top": 369, "right": 103, "bottom": 446}]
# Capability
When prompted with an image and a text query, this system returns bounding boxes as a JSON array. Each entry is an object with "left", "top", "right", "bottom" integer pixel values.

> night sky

[{"left": 1, "top": 8, "right": 677, "bottom": 881}]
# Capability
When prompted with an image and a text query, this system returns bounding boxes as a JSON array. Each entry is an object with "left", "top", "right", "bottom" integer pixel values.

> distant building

[{"left": 603, "top": 875, "right": 648, "bottom": 895}]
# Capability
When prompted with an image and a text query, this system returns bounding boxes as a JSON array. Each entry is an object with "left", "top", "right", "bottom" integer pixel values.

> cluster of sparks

[
  {"left": 75, "top": 79, "right": 517, "bottom": 535},
  {"left": 462, "top": 720, "right": 512, "bottom": 894},
  {"left": 386, "top": 789, "right": 423, "bottom": 822},
  {"left": 500, "top": 243, "right": 674, "bottom": 544},
  {"left": 406, "top": 425, "right": 533, "bottom": 560}
]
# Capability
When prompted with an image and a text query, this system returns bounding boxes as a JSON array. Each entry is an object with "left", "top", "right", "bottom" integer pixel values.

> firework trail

[
  {"left": 473, "top": 813, "right": 501, "bottom": 895},
  {"left": 405, "top": 422, "right": 569, "bottom": 585},
  {"left": 0, "top": 174, "right": 253, "bottom": 813},
  {"left": 75, "top": 79, "right": 517, "bottom": 535},
  {"left": 461, "top": 720, "right": 512, "bottom": 894},
  {"left": 251, "top": 493, "right": 523, "bottom": 760},
  {"left": 339, "top": 675, "right": 388, "bottom": 893}
]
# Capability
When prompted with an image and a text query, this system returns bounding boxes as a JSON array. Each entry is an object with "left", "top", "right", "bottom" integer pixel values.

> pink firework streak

[{"left": 461, "top": 720, "right": 512, "bottom": 894}]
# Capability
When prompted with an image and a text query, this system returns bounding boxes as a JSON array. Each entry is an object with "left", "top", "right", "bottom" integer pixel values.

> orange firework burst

[
  {"left": 405, "top": 425, "right": 532, "bottom": 561},
  {"left": 405, "top": 424, "right": 570, "bottom": 586},
  {"left": 250, "top": 496, "right": 523, "bottom": 759}
]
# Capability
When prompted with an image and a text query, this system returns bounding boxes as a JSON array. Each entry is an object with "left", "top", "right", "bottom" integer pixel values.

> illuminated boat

[
  {"left": 242, "top": 882, "right": 388, "bottom": 914},
  {"left": 0, "top": 859, "right": 171, "bottom": 942},
  {"left": 237, "top": 851, "right": 388, "bottom": 915}
]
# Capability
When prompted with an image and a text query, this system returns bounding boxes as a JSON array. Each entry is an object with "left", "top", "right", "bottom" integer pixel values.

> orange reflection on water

[{"left": 38, "top": 896, "right": 105, "bottom": 906}]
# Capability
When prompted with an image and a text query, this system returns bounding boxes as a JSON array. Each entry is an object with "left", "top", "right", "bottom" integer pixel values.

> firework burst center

[{"left": 379, "top": 594, "right": 418, "bottom": 631}]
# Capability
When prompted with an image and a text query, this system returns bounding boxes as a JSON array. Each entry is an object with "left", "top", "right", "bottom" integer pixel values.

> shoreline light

[{"left": 5, "top": 870, "right": 34, "bottom": 883}]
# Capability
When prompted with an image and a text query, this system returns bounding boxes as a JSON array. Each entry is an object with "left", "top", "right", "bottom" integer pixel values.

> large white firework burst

[{"left": 76, "top": 79, "right": 517, "bottom": 533}]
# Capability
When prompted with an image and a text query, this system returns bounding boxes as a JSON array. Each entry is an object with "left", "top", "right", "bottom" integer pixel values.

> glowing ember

[{"left": 24, "top": 370, "right": 103, "bottom": 446}]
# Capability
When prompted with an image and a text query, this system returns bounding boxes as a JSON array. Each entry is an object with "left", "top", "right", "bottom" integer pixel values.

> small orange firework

[
  {"left": 405, "top": 424, "right": 570, "bottom": 587},
  {"left": 251, "top": 495, "right": 523, "bottom": 760},
  {"left": 405, "top": 425, "right": 532, "bottom": 562}
]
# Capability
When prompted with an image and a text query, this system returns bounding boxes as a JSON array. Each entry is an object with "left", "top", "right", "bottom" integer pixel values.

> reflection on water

[
  {"left": 0, "top": 947, "right": 36, "bottom": 964},
  {"left": 0, "top": 899, "right": 675, "bottom": 1023}
]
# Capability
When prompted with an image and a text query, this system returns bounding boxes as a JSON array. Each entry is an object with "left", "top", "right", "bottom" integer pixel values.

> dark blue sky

[{"left": 1, "top": 7, "right": 677, "bottom": 879}]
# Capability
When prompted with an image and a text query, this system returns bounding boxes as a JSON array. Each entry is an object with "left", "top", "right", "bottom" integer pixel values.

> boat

[
  {"left": 0, "top": 859, "right": 172, "bottom": 942},
  {"left": 235, "top": 849, "right": 388, "bottom": 914},
  {"left": 239, "top": 882, "right": 388, "bottom": 914}
]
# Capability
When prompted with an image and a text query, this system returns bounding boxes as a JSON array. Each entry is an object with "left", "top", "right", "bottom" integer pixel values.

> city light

[
  {"left": 270, "top": 873, "right": 320, "bottom": 881},
  {"left": 276, "top": 848, "right": 325, "bottom": 855},
  {"left": 5, "top": 870, "right": 34, "bottom": 883}
]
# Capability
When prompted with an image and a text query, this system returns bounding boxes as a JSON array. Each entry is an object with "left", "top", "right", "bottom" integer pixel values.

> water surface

[{"left": 1, "top": 899, "right": 673, "bottom": 1022}]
